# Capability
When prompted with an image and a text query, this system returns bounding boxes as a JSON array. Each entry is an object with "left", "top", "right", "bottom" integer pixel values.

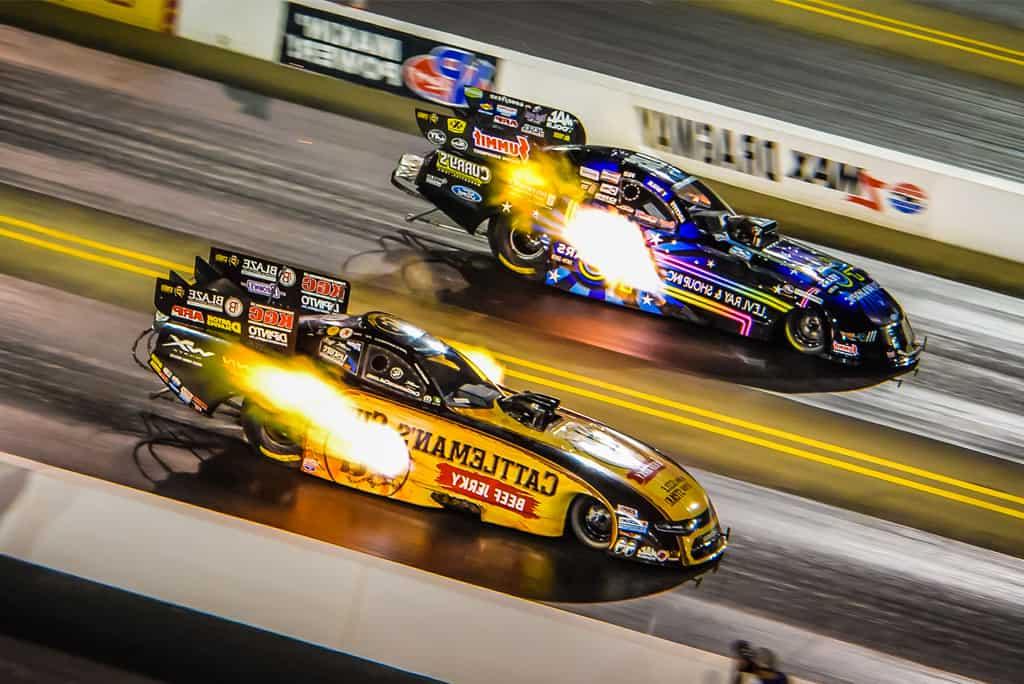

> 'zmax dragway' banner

[{"left": 279, "top": 2, "right": 499, "bottom": 108}]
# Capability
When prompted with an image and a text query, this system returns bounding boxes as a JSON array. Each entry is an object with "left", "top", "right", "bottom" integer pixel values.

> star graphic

[
  {"left": 547, "top": 269, "right": 561, "bottom": 283},
  {"left": 772, "top": 284, "right": 783, "bottom": 294},
  {"left": 645, "top": 231, "right": 662, "bottom": 246},
  {"left": 789, "top": 268, "right": 800, "bottom": 276},
  {"left": 707, "top": 259, "right": 716, "bottom": 269},
  {"left": 641, "top": 293, "right": 654, "bottom": 305},
  {"left": 501, "top": 201, "right": 512, "bottom": 214}
]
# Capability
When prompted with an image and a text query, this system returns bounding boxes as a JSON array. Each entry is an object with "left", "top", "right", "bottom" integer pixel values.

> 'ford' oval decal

[{"left": 452, "top": 185, "right": 482, "bottom": 203}]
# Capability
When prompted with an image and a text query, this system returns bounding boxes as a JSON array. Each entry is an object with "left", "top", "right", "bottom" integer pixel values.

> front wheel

[
  {"left": 240, "top": 400, "right": 303, "bottom": 468},
  {"left": 784, "top": 306, "right": 829, "bottom": 355},
  {"left": 568, "top": 496, "right": 614, "bottom": 550},
  {"left": 487, "top": 213, "right": 548, "bottom": 280}
]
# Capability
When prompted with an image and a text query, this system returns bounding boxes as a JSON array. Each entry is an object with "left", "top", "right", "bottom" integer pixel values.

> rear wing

[
  {"left": 415, "top": 87, "right": 586, "bottom": 161},
  {"left": 153, "top": 247, "right": 351, "bottom": 355}
]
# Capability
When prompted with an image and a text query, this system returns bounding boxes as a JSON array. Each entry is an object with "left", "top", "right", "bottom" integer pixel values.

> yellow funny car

[{"left": 142, "top": 247, "right": 728, "bottom": 568}]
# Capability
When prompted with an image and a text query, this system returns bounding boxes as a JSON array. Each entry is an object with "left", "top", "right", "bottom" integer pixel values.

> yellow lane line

[
  {"left": 2, "top": 219, "right": 1020, "bottom": 519},
  {"left": 774, "top": 0, "right": 1024, "bottom": 66},
  {"left": 0, "top": 214, "right": 194, "bottom": 273},
  {"left": 0, "top": 226, "right": 168, "bottom": 279},
  {"left": 505, "top": 368, "right": 1024, "bottom": 521},
  {"left": 806, "top": 0, "right": 1024, "bottom": 57},
  {"left": 494, "top": 351, "right": 1024, "bottom": 508}
]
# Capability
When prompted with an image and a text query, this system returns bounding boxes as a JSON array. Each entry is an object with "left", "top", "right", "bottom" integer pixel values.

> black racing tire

[
  {"left": 487, "top": 213, "right": 547, "bottom": 281},
  {"left": 568, "top": 496, "right": 614, "bottom": 550},
  {"left": 783, "top": 306, "right": 829, "bottom": 355},
  {"left": 240, "top": 400, "right": 303, "bottom": 469}
]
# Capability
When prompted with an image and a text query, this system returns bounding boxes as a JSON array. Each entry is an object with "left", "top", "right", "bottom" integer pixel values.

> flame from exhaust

[
  {"left": 226, "top": 348, "right": 410, "bottom": 480},
  {"left": 561, "top": 207, "right": 663, "bottom": 295},
  {"left": 450, "top": 343, "right": 505, "bottom": 386},
  {"left": 495, "top": 155, "right": 583, "bottom": 215}
]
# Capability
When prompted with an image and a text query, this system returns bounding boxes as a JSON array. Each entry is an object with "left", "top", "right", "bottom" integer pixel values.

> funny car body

[
  {"left": 140, "top": 247, "right": 728, "bottom": 569},
  {"left": 391, "top": 88, "right": 922, "bottom": 369}
]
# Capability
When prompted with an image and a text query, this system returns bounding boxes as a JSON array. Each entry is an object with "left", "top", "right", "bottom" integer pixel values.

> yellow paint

[
  {"left": 774, "top": 0, "right": 1024, "bottom": 66},
  {"left": 47, "top": 0, "right": 173, "bottom": 32},
  {"left": 0, "top": 214, "right": 193, "bottom": 273},
  {"left": 0, "top": 226, "right": 168, "bottom": 279}
]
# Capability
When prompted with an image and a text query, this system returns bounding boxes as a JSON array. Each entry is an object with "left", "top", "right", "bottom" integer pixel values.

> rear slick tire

[
  {"left": 240, "top": 400, "right": 303, "bottom": 469},
  {"left": 487, "top": 214, "right": 547, "bottom": 281}
]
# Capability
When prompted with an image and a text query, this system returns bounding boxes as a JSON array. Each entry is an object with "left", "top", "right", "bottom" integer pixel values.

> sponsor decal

[
  {"left": 301, "top": 273, "right": 347, "bottom": 299},
  {"left": 243, "top": 279, "right": 282, "bottom": 298},
  {"left": 493, "top": 115, "right": 518, "bottom": 128},
  {"left": 436, "top": 151, "right": 491, "bottom": 185},
  {"left": 616, "top": 505, "right": 639, "bottom": 518},
  {"left": 389, "top": 366, "right": 405, "bottom": 380},
  {"left": 425, "top": 173, "right": 447, "bottom": 187},
  {"left": 301, "top": 294, "right": 341, "bottom": 314},
  {"left": 887, "top": 182, "right": 928, "bottom": 215},
  {"left": 600, "top": 169, "right": 621, "bottom": 184},
  {"left": 521, "top": 123, "right": 545, "bottom": 137},
  {"left": 171, "top": 305, "right": 204, "bottom": 324},
  {"left": 599, "top": 183, "right": 619, "bottom": 197},
  {"left": 301, "top": 457, "right": 319, "bottom": 473},
  {"left": 579, "top": 166, "right": 600, "bottom": 181},
  {"left": 224, "top": 297, "right": 244, "bottom": 318},
  {"left": 207, "top": 314, "right": 242, "bottom": 334},
  {"left": 187, "top": 289, "right": 224, "bottom": 312},
  {"left": 471, "top": 128, "right": 530, "bottom": 160},
  {"left": 446, "top": 118, "right": 467, "bottom": 134},
  {"left": 628, "top": 459, "right": 664, "bottom": 485},
  {"left": 451, "top": 185, "right": 482, "bottom": 203},
  {"left": 280, "top": 3, "right": 497, "bottom": 107},
  {"left": 436, "top": 463, "right": 540, "bottom": 518},
  {"left": 832, "top": 340, "right": 859, "bottom": 356},
  {"left": 248, "top": 325, "right": 289, "bottom": 347},
  {"left": 545, "top": 110, "right": 574, "bottom": 133},
  {"left": 656, "top": 549, "right": 670, "bottom": 562},
  {"left": 241, "top": 257, "right": 278, "bottom": 282},
  {"left": 279, "top": 267, "right": 297, "bottom": 287},
  {"left": 162, "top": 334, "right": 214, "bottom": 357},
  {"left": 660, "top": 475, "right": 691, "bottom": 506},
  {"left": 248, "top": 304, "right": 294, "bottom": 332},
  {"left": 613, "top": 535, "right": 639, "bottom": 558},
  {"left": 636, "top": 546, "right": 659, "bottom": 562},
  {"left": 845, "top": 281, "right": 881, "bottom": 305},
  {"left": 594, "top": 193, "right": 618, "bottom": 205},
  {"left": 319, "top": 339, "right": 347, "bottom": 366},
  {"left": 495, "top": 104, "right": 517, "bottom": 118},
  {"left": 451, "top": 137, "right": 469, "bottom": 152},
  {"left": 524, "top": 106, "right": 546, "bottom": 125},
  {"left": 427, "top": 128, "right": 446, "bottom": 145},
  {"left": 339, "top": 327, "right": 353, "bottom": 339},
  {"left": 617, "top": 514, "right": 649, "bottom": 535}
]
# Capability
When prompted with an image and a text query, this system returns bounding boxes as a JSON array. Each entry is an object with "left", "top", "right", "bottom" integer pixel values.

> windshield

[
  {"left": 418, "top": 347, "right": 500, "bottom": 407},
  {"left": 671, "top": 177, "right": 729, "bottom": 213}
]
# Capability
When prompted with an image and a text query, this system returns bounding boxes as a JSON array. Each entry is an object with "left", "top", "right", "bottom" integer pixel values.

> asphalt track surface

[
  {"left": 1, "top": 28, "right": 1023, "bottom": 684},
  {"left": 372, "top": 0, "right": 1024, "bottom": 182}
]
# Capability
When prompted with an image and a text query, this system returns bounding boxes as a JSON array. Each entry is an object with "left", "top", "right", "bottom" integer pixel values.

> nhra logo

[
  {"left": 472, "top": 128, "right": 530, "bottom": 160},
  {"left": 402, "top": 46, "right": 495, "bottom": 107}
]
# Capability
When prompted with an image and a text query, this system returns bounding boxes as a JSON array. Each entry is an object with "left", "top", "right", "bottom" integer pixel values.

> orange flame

[
  {"left": 561, "top": 207, "right": 663, "bottom": 294},
  {"left": 225, "top": 348, "right": 410, "bottom": 480},
  {"left": 450, "top": 343, "right": 505, "bottom": 386}
]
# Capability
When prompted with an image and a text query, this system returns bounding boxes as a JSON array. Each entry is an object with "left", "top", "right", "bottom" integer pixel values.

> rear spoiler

[
  {"left": 415, "top": 87, "right": 586, "bottom": 160},
  {"left": 153, "top": 247, "right": 351, "bottom": 354}
]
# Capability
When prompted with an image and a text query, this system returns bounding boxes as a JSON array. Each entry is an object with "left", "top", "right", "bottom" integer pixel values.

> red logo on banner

[
  {"left": 627, "top": 460, "right": 664, "bottom": 485},
  {"left": 171, "top": 305, "right": 204, "bottom": 324},
  {"left": 436, "top": 463, "right": 540, "bottom": 518},
  {"left": 248, "top": 304, "right": 294, "bottom": 332},
  {"left": 472, "top": 128, "right": 530, "bottom": 160}
]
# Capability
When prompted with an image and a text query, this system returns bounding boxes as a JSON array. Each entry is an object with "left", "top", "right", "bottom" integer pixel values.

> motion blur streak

[
  {"left": 227, "top": 348, "right": 410, "bottom": 480},
  {"left": 775, "top": 0, "right": 1024, "bottom": 65},
  {"left": 561, "top": 207, "right": 663, "bottom": 294},
  {"left": 502, "top": 367, "right": 1024, "bottom": 520}
]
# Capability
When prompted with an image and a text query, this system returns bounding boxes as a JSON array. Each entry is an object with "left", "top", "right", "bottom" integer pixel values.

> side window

[
  {"left": 620, "top": 181, "right": 675, "bottom": 230},
  {"left": 360, "top": 344, "right": 425, "bottom": 400}
]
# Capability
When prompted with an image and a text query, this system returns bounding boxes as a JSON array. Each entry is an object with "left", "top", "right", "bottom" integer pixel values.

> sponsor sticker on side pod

[{"left": 209, "top": 247, "right": 350, "bottom": 315}]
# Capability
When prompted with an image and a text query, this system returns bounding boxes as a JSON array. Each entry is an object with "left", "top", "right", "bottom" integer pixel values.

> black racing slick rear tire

[
  {"left": 568, "top": 496, "right": 614, "bottom": 550},
  {"left": 487, "top": 213, "right": 547, "bottom": 281},
  {"left": 240, "top": 400, "right": 303, "bottom": 468},
  {"left": 783, "top": 306, "right": 829, "bottom": 355}
]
